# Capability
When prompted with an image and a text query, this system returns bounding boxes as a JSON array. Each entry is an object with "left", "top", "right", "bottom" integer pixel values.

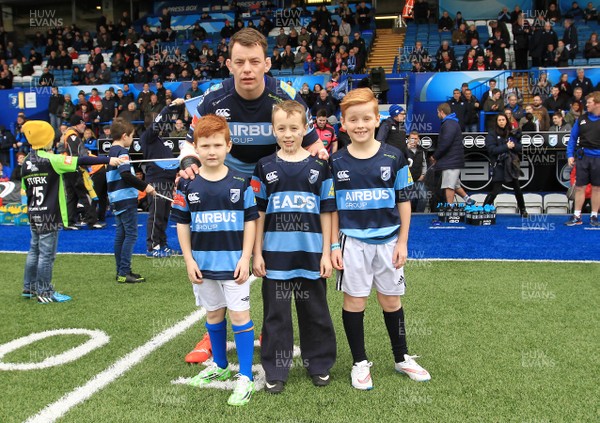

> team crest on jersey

[
  {"left": 187, "top": 192, "right": 200, "bottom": 204},
  {"left": 337, "top": 170, "right": 350, "bottom": 181},
  {"left": 308, "top": 169, "right": 319, "bottom": 184},
  {"left": 230, "top": 188, "right": 241, "bottom": 203},
  {"left": 381, "top": 166, "right": 391, "bottom": 181},
  {"left": 266, "top": 170, "right": 278, "bottom": 183}
]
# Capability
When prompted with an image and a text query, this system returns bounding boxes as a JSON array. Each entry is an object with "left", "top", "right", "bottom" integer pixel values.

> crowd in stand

[{"left": 407, "top": 1, "right": 600, "bottom": 72}]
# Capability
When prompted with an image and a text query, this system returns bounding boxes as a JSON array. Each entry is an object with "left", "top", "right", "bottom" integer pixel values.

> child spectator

[
  {"left": 106, "top": 118, "right": 156, "bottom": 283},
  {"left": 173, "top": 114, "right": 258, "bottom": 406},
  {"left": 330, "top": 88, "right": 431, "bottom": 390},
  {"left": 252, "top": 100, "right": 337, "bottom": 394},
  {"left": 21, "top": 120, "right": 122, "bottom": 302}
]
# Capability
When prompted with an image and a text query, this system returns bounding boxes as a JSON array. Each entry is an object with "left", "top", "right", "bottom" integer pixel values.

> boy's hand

[
  {"left": 108, "top": 157, "right": 124, "bottom": 167},
  {"left": 320, "top": 254, "right": 332, "bottom": 278},
  {"left": 393, "top": 241, "right": 408, "bottom": 269},
  {"left": 185, "top": 259, "right": 203, "bottom": 284},
  {"left": 145, "top": 184, "right": 156, "bottom": 195},
  {"left": 252, "top": 254, "right": 266, "bottom": 278},
  {"left": 307, "top": 139, "right": 329, "bottom": 160},
  {"left": 233, "top": 256, "right": 250, "bottom": 284},
  {"left": 331, "top": 249, "right": 344, "bottom": 270}
]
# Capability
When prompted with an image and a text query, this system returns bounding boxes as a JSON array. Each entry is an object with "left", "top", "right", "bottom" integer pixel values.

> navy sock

[
  {"left": 206, "top": 320, "right": 228, "bottom": 369},
  {"left": 342, "top": 309, "right": 367, "bottom": 363},
  {"left": 384, "top": 307, "right": 409, "bottom": 363},
  {"left": 232, "top": 320, "right": 255, "bottom": 380}
]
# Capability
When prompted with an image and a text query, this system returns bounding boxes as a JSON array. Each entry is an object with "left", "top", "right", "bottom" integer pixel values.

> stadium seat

[
  {"left": 588, "top": 58, "right": 600, "bottom": 65},
  {"left": 470, "top": 193, "right": 487, "bottom": 206},
  {"left": 523, "top": 193, "right": 543, "bottom": 214},
  {"left": 573, "top": 58, "right": 588, "bottom": 66},
  {"left": 544, "top": 193, "right": 569, "bottom": 214},
  {"left": 494, "top": 193, "right": 518, "bottom": 214}
]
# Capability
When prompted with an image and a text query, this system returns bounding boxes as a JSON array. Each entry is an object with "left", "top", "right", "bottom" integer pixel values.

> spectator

[
  {"left": 10, "top": 151, "right": 25, "bottom": 182},
  {"left": 484, "top": 88, "right": 504, "bottom": 130},
  {"left": 82, "top": 127, "right": 98, "bottom": 152},
  {"left": 436, "top": 40, "right": 456, "bottom": 63},
  {"left": 276, "top": 28, "right": 288, "bottom": 49},
  {"left": 584, "top": 32, "right": 600, "bottom": 58},
  {"left": 314, "top": 109, "right": 338, "bottom": 154},
  {"left": 376, "top": 104, "right": 407, "bottom": 155},
  {"left": 584, "top": 2, "right": 597, "bottom": 21},
  {"left": 295, "top": 45, "right": 310, "bottom": 67},
  {"left": 452, "top": 23, "right": 467, "bottom": 45},
  {"left": 564, "top": 1, "right": 585, "bottom": 19},
  {"left": 447, "top": 89, "right": 466, "bottom": 130},
  {"left": 120, "top": 102, "right": 142, "bottom": 131},
  {"left": 498, "top": 6, "right": 511, "bottom": 23},
  {"left": 453, "top": 11, "right": 465, "bottom": 29},
  {"left": 547, "top": 3, "right": 562, "bottom": 23},
  {"left": 483, "top": 114, "right": 528, "bottom": 217},
  {"left": 542, "top": 44, "right": 558, "bottom": 67},
  {"left": 556, "top": 73, "right": 573, "bottom": 97},
  {"left": 48, "top": 87, "right": 65, "bottom": 133},
  {"left": 513, "top": 15, "right": 530, "bottom": 70},
  {"left": 408, "top": 41, "right": 430, "bottom": 64},
  {"left": 481, "top": 79, "right": 498, "bottom": 105},
  {"left": 503, "top": 77, "right": 524, "bottom": 105},
  {"left": 143, "top": 94, "right": 162, "bottom": 128},
  {"left": 505, "top": 94, "right": 525, "bottom": 121},
  {"left": 545, "top": 86, "right": 569, "bottom": 112},
  {"left": 564, "top": 100, "right": 584, "bottom": 126},
  {"left": 58, "top": 94, "right": 75, "bottom": 123},
  {"left": 75, "top": 102, "right": 93, "bottom": 123},
  {"left": 520, "top": 106, "right": 540, "bottom": 131},
  {"left": 541, "top": 21, "right": 559, "bottom": 51},
  {"left": 436, "top": 51, "right": 458, "bottom": 71},
  {"left": 96, "top": 62, "right": 111, "bottom": 84},
  {"left": 90, "top": 102, "right": 113, "bottom": 128},
  {"left": 510, "top": 5, "right": 523, "bottom": 23},
  {"left": 413, "top": 0, "right": 430, "bottom": 24},
  {"left": 429, "top": 103, "right": 467, "bottom": 209},
  {"left": 572, "top": 68, "right": 594, "bottom": 96},
  {"left": 531, "top": 72, "right": 552, "bottom": 100},
  {"left": 355, "top": 1, "right": 372, "bottom": 30},
  {"left": 314, "top": 54, "right": 331, "bottom": 75},
  {"left": 438, "top": 11, "right": 453, "bottom": 32},
  {"left": 463, "top": 89, "right": 480, "bottom": 132},
  {"left": 270, "top": 48, "right": 283, "bottom": 70},
  {"left": 490, "top": 56, "right": 507, "bottom": 70},
  {"left": 466, "top": 24, "right": 480, "bottom": 45},
  {"left": 9, "top": 58, "right": 22, "bottom": 76},
  {"left": 158, "top": 7, "right": 171, "bottom": 31},
  {"left": 404, "top": 131, "right": 428, "bottom": 212},
  {"left": 461, "top": 48, "right": 478, "bottom": 71},
  {"left": 549, "top": 113, "right": 572, "bottom": 132},
  {"left": 562, "top": 19, "right": 579, "bottom": 60},
  {"left": 531, "top": 95, "right": 551, "bottom": 130},
  {"left": 287, "top": 28, "right": 299, "bottom": 48},
  {"left": 169, "top": 119, "right": 187, "bottom": 138},
  {"left": 281, "top": 45, "right": 296, "bottom": 70},
  {"left": 311, "top": 89, "right": 337, "bottom": 117},
  {"left": 39, "top": 67, "right": 54, "bottom": 86},
  {"left": 485, "top": 29, "right": 508, "bottom": 62},
  {"left": 504, "top": 108, "right": 519, "bottom": 130},
  {"left": 0, "top": 125, "right": 15, "bottom": 166},
  {"left": 529, "top": 25, "right": 545, "bottom": 67}
]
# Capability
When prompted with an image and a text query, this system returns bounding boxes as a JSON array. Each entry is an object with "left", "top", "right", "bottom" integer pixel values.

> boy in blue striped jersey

[
  {"left": 251, "top": 100, "right": 337, "bottom": 394},
  {"left": 330, "top": 88, "right": 431, "bottom": 390},
  {"left": 172, "top": 114, "right": 259, "bottom": 406},
  {"left": 107, "top": 118, "right": 156, "bottom": 284}
]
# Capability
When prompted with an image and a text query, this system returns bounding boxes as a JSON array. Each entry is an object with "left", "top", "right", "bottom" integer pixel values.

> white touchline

[
  {"left": 0, "top": 329, "right": 110, "bottom": 371},
  {"left": 25, "top": 308, "right": 206, "bottom": 423},
  {"left": 25, "top": 275, "right": 257, "bottom": 423}
]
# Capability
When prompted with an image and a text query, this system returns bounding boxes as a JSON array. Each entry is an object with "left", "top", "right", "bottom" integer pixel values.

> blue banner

[{"left": 439, "top": 0, "right": 532, "bottom": 20}]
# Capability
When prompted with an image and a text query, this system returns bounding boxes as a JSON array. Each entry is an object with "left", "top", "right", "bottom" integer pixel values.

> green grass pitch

[{"left": 1, "top": 254, "right": 598, "bottom": 422}]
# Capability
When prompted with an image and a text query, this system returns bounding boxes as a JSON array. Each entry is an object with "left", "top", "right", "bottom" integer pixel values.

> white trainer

[
  {"left": 395, "top": 354, "right": 431, "bottom": 382},
  {"left": 351, "top": 360, "right": 373, "bottom": 390}
]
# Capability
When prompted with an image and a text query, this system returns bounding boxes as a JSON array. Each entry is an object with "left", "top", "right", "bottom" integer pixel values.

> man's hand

[
  {"left": 568, "top": 157, "right": 575, "bottom": 167},
  {"left": 145, "top": 184, "right": 156, "bottom": 195},
  {"left": 171, "top": 98, "right": 185, "bottom": 106},
  {"left": 307, "top": 139, "right": 329, "bottom": 160},
  {"left": 108, "top": 157, "right": 124, "bottom": 166},
  {"left": 179, "top": 162, "right": 199, "bottom": 180}
]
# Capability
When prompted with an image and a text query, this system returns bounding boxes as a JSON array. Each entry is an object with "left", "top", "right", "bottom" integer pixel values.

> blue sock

[
  {"left": 232, "top": 320, "right": 255, "bottom": 380},
  {"left": 206, "top": 320, "right": 228, "bottom": 369}
]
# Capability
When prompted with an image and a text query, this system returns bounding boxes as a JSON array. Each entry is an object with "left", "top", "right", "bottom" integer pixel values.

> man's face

[
  {"left": 577, "top": 69, "right": 585, "bottom": 79},
  {"left": 175, "top": 120, "right": 183, "bottom": 130},
  {"left": 574, "top": 89, "right": 582, "bottom": 99},
  {"left": 453, "top": 91, "right": 461, "bottom": 100},
  {"left": 552, "top": 115, "right": 562, "bottom": 125},
  {"left": 533, "top": 96, "right": 542, "bottom": 106},
  {"left": 552, "top": 87, "right": 559, "bottom": 97},
  {"left": 407, "top": 134, "right": 419, "bottom": 149},
  {"left": 509, "top": 96, "right": 517, "bottom": 107},
  {"left": 394, "top": 111, "right": 406, "bottom": 123},
  {"left": 490, "top": 81, "right": 496, "bottom": 89},
  {"left": 227, "top": 42, "right": 270, "bottom": 100},
  {"left": 320, "top": 90, "right": 328, "bottom": 100},
  {"left": 316, "top": 116, "right": 328, "bottom": 128}
]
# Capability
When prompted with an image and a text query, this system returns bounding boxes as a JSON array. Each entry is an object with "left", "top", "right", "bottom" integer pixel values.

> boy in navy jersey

[
  {"left": 21, "top": 121, "right": 123, "bottom": 303},
  {"left": 107, "top": 118, "right": 156, "bottom": 284},
  {"left": 251, "top": 100, "right": 337, "bottom": 394},
  {"left": 172, "top": 114, "right": 258, "bottom": 406},
  {"left": 330, "top": 88, "right": 431, "bottom": 390}
]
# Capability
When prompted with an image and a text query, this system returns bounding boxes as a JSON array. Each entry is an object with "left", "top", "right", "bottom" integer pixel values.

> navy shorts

[{"left": 575, "top": 155, "right": 600, "bottom": 186}]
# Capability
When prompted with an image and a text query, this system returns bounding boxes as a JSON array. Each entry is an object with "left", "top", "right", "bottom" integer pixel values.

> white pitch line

[
  {"left": 506, "top": 226, "right": 553, "bottom": 231},
  {"left": 428, "top": 226, "right": 466, "bottom": 229},
  {"left": 25, "top": 308, "right": 206, "bottom": 423}
]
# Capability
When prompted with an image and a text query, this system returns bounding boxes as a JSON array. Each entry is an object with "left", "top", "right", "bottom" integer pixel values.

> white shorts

[
  {"left": 336, "top": 235, "right": 406, "bottom": 297},
  {"left": 192, "top": 279, "right": 250, "bottom": 312},
  {"left": 441, "top": 169, "right": 461, "bottom": 190}
]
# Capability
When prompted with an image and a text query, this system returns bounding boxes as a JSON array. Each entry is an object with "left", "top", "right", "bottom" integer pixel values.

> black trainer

[
  {"left": 264, "top": 380, "right": 285, "bottom": 394},
  {"left": 117, "top": 274, "right": 143, "bottom": 283},
  {"left": 310, "top": 374, "right": 331, "bottom": 387}
]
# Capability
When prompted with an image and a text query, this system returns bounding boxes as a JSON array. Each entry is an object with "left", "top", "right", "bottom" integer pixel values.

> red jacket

[{"left": 315, "top": 124, "right": 337, "bottom": 153}]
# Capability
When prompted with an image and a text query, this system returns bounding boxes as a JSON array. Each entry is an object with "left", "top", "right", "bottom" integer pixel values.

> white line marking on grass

[
  {"left": 25, "top": 309, "right": 206, "bottom": 423},
  {"left": 584, "top": 227, "right": 600, "bottom": 230},
  {"left": 0, "top": 329, "right": 110, "bottom": 371},
  {"left": 428, "top": 226, "right": 466, "bottom": 230}
]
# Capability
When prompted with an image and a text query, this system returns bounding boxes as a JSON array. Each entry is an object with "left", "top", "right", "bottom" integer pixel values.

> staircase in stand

[{"left": 367, "top": 28, "right": 405, "bottom": 73}]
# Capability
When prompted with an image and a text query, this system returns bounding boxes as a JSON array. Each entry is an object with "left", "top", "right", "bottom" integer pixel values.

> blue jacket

[{"left": 433, "top": 113, "right": 464, "bottom": 170}]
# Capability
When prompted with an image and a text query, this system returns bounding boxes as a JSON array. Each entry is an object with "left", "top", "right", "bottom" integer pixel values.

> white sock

[
  {"left": 574, "top": 210, "right": 581, "bottom": 217},
  {"left": 591, "top": 211, "right": 598, "bottom": 218}
]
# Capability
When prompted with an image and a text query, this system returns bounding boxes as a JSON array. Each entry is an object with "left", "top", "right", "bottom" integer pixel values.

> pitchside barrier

[{"left": 95, "top": 131, "right": 572, "bottom": 193}]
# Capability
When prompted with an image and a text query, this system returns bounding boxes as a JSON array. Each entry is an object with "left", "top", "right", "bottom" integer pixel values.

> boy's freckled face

[
  {"left": 341, "top": 103, "right": 380, "bottom": 144},
  {"left": 195, "top": 132, "right": 231, "bottom": 168},
  {"left": 273, "top": 110, "right": 306, "bottom": 155}
]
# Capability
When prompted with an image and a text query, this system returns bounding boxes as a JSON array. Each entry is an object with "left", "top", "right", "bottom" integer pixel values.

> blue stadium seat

[
  {"left": 292, "top": 68, "right": 305, "bottom": 75},
  {"left": 588, "top": 58, "right": 600, "bottom": 65},
  {"left": 573, "top": 58, "right": 588, "bottom": 66},
  {"left": 279, "top": 69, "right": 292, "bottom": 76}
]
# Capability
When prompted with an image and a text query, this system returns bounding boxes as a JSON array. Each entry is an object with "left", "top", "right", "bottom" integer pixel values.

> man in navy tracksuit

[
  {"left": 140, "top": 98, "right": 182, "bottom": 257},
  {"left": 429, "top": 103, "right": 466, "bottom": 209}
]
